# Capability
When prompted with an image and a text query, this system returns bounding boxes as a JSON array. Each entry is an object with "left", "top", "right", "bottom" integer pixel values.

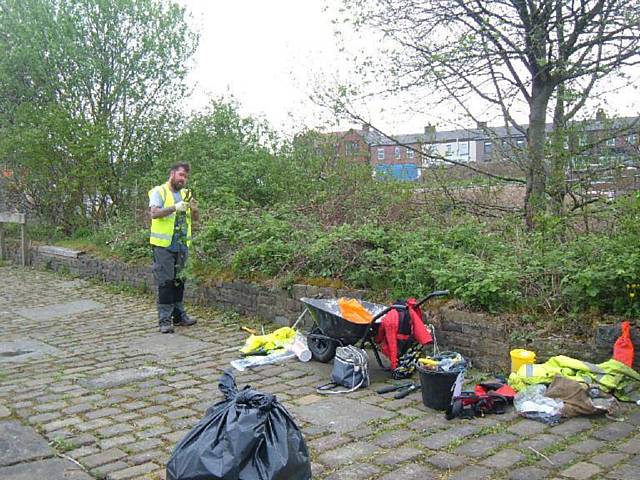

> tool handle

[
  {"left": 376, "top": 385, "right": 398, "bottom": 394},
  {"left": 394, "top": 384, "right": 419, "bottom": 399},
  {"left": 376, "top": 383, "right": 411, "bottom": 394}
]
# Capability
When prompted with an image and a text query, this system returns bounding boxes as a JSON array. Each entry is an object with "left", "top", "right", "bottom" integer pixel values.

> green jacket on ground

[{"left": 508, "top": 355, "right": 640, "bottom": 402}]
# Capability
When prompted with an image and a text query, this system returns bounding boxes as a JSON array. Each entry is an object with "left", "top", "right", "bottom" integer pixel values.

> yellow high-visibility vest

[{"left": 148, "top": 182, "right": 192, "bottom": 248}]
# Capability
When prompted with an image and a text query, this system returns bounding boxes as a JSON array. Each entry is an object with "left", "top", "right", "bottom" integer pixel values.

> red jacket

[{"left": 375, "top": 298, "right": 432, "bottom": 369}]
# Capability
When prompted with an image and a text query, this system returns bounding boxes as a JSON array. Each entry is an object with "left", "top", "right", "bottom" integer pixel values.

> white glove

[{"left": 174, "top": 201, "right": 189, "bottom": 212}]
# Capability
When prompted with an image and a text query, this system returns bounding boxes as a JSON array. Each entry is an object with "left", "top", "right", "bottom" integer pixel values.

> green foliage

[
  {"left": 158, "top": 100, "right": 324, "bottom": 209},
  {"left": 0, "top": 0, "right": 197, "bottom": 232},
  {"left": 92, "top": 215, "right": 150, "bottom": 262}
]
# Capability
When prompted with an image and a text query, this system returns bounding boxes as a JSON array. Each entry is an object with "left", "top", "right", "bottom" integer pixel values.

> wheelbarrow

[{"left": 299, "top": 290, "right": 449, "bottom": 364}]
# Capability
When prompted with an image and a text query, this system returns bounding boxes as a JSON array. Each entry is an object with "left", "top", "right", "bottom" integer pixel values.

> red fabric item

[
  {"left": 495, "top": 385, "right": 517, "bottom": 398},
  {"left": 474, "top": 383, "right": 516, "bottom": 400},
  {"left": 613, "top": 321, "right": 635, "bottom": 367},
  {"left": 375, "top": 298, "right": 433, "bottom": 369},
  {"left": 376, "top": 309, "right": 400, "bottom": 369},
  {"left": 406, "top": 298, "right": 433, "bottom": 345}
]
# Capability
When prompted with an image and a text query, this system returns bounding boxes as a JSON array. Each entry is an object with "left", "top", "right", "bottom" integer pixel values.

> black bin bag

[{"left": 166, "top": 371, "right": 312, "bottom": 480}]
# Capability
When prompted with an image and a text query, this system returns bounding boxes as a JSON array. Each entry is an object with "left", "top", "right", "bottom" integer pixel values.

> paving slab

[
  {"left": 317, "top": 441, "right": 380, "bottom": 466},
  {"left": 131, "top": 333, "right": 211, "bottom": 357},
  {"left": 0, "top": 339, "right": 64, "bottom": 364},
  {"left": 606, "top": 463, "right": 640, "bottom": 480},
  {"left": 0, "top": 458, "right": 93, "bottom": 480},
  {"left": 14, "top": 299, "right": 104, "bottom": 321},
  {"left": 325, "top": 464, "right": 382, "bottom": 480},
  {"left": 2, "top": 264, "right": 640, "bottom": 480},
  {"left": 0, "top": 421, "right": 54, "bottom": 466},
  {"left": 79, "top": 367, "right": 167, "bottom": 389},
  {"left": 378, "top": 463, "right": 437, "bottom": 480},
  {"left": 293, "top": 396, "right": 394, "bottom": 433},
  {"left": 560, "top": 461, "right": 601, "bottom": 479}
]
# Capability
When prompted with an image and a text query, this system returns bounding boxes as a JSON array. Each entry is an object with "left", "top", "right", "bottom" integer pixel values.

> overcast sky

[
  {"left": 178, "top": 0, "right": 640, "bottom": 137},
  {"left": 179, "top": 0, "right": 351, "bottom": 135}
]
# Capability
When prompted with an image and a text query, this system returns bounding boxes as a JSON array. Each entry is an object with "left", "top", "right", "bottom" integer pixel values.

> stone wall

[
  {"left": 431, "top": 305, "right": 639, "bottom": 372},
  {"left": 4, "top": 244, "right": 638, "bottom": 372}
]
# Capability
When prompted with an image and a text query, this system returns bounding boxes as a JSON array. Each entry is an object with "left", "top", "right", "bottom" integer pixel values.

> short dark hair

[{"left": 169, "top": 162, "right": 190, "bottom": 174}]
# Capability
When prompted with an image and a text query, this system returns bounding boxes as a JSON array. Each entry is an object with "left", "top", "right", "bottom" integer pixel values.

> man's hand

[{"left": 174, "top": 201, "right": 189, "bottom": 212}]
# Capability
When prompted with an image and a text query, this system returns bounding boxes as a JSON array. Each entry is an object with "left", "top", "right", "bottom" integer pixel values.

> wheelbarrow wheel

[{"left": 308, "top": 327, "right": 337, "bottom": 363}]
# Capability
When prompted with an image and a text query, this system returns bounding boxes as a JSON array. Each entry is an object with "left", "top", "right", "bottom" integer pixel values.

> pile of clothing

[{"left": 509, "top": 355, "right": 640, "bottom": 403}]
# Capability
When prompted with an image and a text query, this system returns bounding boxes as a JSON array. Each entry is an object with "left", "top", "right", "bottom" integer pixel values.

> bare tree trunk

[
  {"left": 524, "top": 84, "right": 552, "bottom": 229},
  {"left": 549, "top": 2, "right": 568, "bottom": 217},
  {"left": 549, "top": 84, "right": 568, "bottom": 216}
]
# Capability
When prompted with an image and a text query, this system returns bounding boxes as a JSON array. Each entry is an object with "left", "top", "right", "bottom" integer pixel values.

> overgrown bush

[{"left": 11, "top": 100, "right": 639, "bottom": 326}]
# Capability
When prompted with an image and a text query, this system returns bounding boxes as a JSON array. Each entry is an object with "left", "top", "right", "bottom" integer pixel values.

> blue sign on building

[{"left": 375, "top": 163, "right": 420, "bottom": 181}]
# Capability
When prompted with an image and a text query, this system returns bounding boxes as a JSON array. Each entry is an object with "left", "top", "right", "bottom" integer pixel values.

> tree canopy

[
  {"left": 338, "top": 0, "right": 640, "bottom": 227},
  {"left": 0, "top": 0, "right": 198, "bottom": 230}
]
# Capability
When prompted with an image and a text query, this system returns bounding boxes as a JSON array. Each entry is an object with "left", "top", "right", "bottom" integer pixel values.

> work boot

[
  {"left": 158, "top": 303, "right": 174, "bottom": 334},
  {"left": 173, "top": 302, "right": 196, "bottom": 326},
  {"left": 159, "top": 323, "right": 174, "bottom": 334},
  {"left": 174, "top": 313, "right": 196, "bottom": 327}
]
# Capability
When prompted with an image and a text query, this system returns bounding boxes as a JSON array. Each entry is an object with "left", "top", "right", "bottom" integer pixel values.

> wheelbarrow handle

[
  {"left": 370, "top": 290, "right": 450, "bottom": 322},
  {"left": 416, "top": 290, "right": 449, "bottom": 309}
]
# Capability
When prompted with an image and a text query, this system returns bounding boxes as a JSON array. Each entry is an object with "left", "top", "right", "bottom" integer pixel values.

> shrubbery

[{"left": 10, "top": 101, "right": 640, "bottom": 326}]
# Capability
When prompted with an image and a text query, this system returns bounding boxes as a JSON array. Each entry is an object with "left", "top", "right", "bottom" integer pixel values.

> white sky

[
  {"left": 179, "top": 0, "right": 640, "bottom": 137},
  {"left": 180, "top": 0, "right": 351, "bottom": 135}
]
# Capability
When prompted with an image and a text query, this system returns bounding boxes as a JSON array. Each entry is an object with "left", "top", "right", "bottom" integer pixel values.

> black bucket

[{"left": 418, "top": 366, "right": 464, "bottom": 410}]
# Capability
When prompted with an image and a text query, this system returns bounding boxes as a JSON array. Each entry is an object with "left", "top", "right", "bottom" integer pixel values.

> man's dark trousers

[{"left": 152, "top": 246, "right": 188, "bottom": 328}]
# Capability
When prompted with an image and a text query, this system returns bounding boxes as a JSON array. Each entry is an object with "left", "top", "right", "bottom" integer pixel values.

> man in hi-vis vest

[{"left": 148, "top": 162, "right": 199, "bottom": 333}]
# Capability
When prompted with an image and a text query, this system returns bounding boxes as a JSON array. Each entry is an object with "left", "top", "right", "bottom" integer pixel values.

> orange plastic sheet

[{"left": 338, "top": 298, "right": 373, "bottom": 325}]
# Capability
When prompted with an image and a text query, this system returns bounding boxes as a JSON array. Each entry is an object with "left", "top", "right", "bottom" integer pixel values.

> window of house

[
  {"left": 344, "top": 142, "right": 357, "bottom": 155},
  {"left": 606, "top": 137, "right": 616, "bottom": 147},
  {"left": 407, "top": 148, "right": 414, "bottom": 159},
  {"left": 458, "top": 142, "right": 469, "bottom": 155},
  {"left": 446, "top": 143, "right": 453, "bottom": 156},
  {"left": 627, "top": 133, "right": 638, "bottom": 145},
  {"left": 578, "top": 135, "right": 587, "bottom": 146},
  {"left": 395, "top": 146, "right": 401, "bottom": 159},
  {"left": 377, "top": 148, "right": 385, "bottom": 160},
  {"left": 483, "top": 141, "right": 493, "bottom": 154},
  {"left": 515, "top": 137, "right": 525, "bottom": 148}
]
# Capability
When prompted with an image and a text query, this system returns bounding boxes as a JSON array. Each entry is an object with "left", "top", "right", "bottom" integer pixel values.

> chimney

[
  {"left": 424, "top": 124, "right": 436, "bottom": 139},
  {"left": 362, "top": 123, "right": 370, "bottom": 133},
  {"left": 477, "top": 121, "right": 487, "bottom": 129},
  {"left": 596, "top": 109, "right": 606, "bottom": 122}
]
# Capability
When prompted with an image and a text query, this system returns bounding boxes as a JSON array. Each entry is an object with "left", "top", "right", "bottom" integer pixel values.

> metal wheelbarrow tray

[{"left": 300, "top": 290, "right": 448, "bottom": 364}]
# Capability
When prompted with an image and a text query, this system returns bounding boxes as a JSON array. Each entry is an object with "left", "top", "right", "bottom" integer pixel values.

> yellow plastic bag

[
  {"left": 240, "top": 326, "right": 297, "bottom": 355},
  {"left": 338, "top": 298, "right": 373, "bottom": 325}
]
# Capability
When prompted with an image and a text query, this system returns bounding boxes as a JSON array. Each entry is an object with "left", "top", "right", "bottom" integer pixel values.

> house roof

[
  {"left": 328, "top": 115, "right": 639, "bottom": 148},
  {"left": 357, "top": 115, "right": 640, "bottom": 146}
]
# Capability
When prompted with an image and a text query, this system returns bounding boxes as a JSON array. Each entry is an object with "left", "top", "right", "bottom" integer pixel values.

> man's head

[{"left": 169, "top": 162, "right": 190, "bottom": 191}]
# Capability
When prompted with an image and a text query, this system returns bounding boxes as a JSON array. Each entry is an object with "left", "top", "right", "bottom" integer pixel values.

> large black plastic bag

[{"left": 166, "top": 371, "right": 312, "bottom": 480}]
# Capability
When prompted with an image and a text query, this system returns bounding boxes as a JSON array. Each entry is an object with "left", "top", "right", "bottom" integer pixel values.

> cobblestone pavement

[{"left": 1, "top": 265, "right": 639, "bottom": 480}]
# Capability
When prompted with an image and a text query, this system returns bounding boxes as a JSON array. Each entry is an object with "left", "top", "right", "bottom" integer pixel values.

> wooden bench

[{"left": 0, "top": 212, "right": 27, "bottom": 266}]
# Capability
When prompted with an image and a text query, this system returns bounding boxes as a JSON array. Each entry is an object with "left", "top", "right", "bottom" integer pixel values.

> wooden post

[
  {"left": 0, "top": 222, "right": 4, "bottom": 261},
  {"left": 21, "top": 223, "right": 27, "bottom": 267},
  {"left": 0, "top": 212, "right": 27, "bottom": 266}
]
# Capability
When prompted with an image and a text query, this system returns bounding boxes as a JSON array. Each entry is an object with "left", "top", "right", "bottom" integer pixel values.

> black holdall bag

[
  {"left": 317, "top": 345, "right": 370, "bottom": 394},
  {"left": 166, "top": 371, "right": 311, "bottom": 480}
]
